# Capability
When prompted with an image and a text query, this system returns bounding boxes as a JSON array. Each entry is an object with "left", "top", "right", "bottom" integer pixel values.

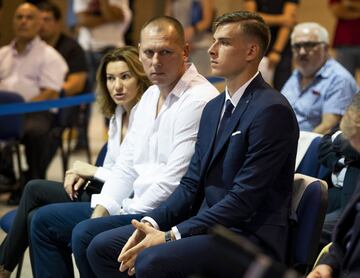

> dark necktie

[{"left": 215, "top": 99, "right": 234, "bottom": 145}]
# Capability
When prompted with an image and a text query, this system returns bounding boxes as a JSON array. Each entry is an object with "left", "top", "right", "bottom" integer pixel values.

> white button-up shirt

[
  {"left": 94, "top": 105, "right": 136, "bottom": 182},
  {"left": 91, "top": 64, "right": 218, "bottom": 215}
]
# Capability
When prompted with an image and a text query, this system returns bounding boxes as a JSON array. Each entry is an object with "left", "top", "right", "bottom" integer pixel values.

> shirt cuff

[
  {"left": 171, "top": 226, "right": 181, "bottom": 240},
  {"left": 93, "top": 167, "right": 110, "bottom": 183},
  {"left": 90, "top": 193, "right": 122, "bottom": 215},
  {"left": 141, "top": 216, "right": 159, "bottom": 230}
]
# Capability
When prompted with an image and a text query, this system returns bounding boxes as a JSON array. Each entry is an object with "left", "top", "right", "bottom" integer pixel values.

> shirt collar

[
  {"left": 169, "top": 63, "right": 198, "bottom": 98},
  {"left": 295, "top": 58, "right": 332, "bottom": 81},
  {"left": 225, "top": 71, "right": 259, "bottom": 107},
  {"left": 10, "top": 36, "right": 41, "bottom": 55}
]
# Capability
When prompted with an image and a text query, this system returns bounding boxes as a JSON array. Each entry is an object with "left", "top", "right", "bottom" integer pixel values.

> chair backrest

[
  {"left": 297, "top": 136, "right": 323, "bottom": 178},
  {"left": 95, "top": 143, "right": 108, "bottom": 167},
  {"left": 291, "top": 174, "right": 328, "bottom": 272},
  {"left": 0, "top": 91, "right": 25, "bottom": 140}
]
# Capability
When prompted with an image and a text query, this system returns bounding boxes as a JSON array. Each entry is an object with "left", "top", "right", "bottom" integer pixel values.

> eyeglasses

[{"left": 291, "top": 42, "right": 324, "bottom": 52}]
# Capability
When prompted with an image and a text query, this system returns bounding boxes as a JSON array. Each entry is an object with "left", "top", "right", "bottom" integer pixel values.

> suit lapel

[
  {"left": 215, "top": 94, "right": 251, "bottom": 152},
  {"left": 200, "top": 95, "right": 224, "bottom": 176}
]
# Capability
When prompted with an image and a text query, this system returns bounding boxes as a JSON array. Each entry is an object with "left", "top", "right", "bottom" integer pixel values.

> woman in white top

[{"left": 0, "top": 46, "right": 150, "bottom": 277}]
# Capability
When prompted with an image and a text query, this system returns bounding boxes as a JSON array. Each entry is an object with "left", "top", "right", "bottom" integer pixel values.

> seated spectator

[
  {"left": 308, "top": 93, "right": 360, "bottom": 278},
  {"left": 0, "top": 3, "right": 68, "bottom": 203},
  {"left": 82, "top": 11, "right": 298, "bottom": 278},
  {"left": 28, "top": 16, "right": 218, "bottom": 278},
  {"left": 318, "top": 129, "right": 360, "bottom": 248},
  {"left": 281, "top": 22, "right": 358, "bottom": 134},
  {"left": 0, "top": 46, "right": 150, "bottom": 278}
]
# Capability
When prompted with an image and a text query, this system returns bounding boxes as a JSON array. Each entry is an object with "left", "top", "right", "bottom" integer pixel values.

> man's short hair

[
  {"left": 214, "top": 11, "right": 270, "bottom": 57},
  {"left": 36, "top": 1, "right": 62, "bottom": 21},
  {"left": 291, "top": 22, "right": 329, "bottom": 44},
  {"left": 141, "top": 16, "right": 185, "bottom": 46}
]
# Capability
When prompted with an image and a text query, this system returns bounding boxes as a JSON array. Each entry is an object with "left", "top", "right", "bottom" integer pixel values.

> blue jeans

[
  {"left": 30, "top": 202, "right": 93, "bottom": 278},
  {"left": 72, "top": 214, "right": 143, "bottom": 278}
]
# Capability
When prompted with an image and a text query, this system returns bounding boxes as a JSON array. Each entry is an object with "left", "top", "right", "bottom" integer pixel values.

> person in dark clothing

[
  {"left": 308, "top": 93, "right": 360, "bottom": 278},
  {"left": 318, "top": 130, "right": 360, "bottom": 248}
]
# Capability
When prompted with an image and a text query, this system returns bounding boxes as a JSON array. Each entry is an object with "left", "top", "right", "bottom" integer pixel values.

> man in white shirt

[
  {"left": 29, "top": 16, "right": 218, "bottom": 278},
  {"left": 0, "top": 3, "right": 67, "bottom": 202},
  {"left": 86, "top": 11, "right": 298, "bottom": 278}
]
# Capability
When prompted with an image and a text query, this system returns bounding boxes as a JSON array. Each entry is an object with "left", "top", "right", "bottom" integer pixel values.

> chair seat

[{"left": 0, "top": 209, "right": 17, "bottom": 233}]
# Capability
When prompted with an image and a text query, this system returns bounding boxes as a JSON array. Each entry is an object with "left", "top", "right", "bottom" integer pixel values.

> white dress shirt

[
  {"left": 90, "top": 64, "right": 218, "bottom": 215},
  {"left": 94, "top": 105, "right": 136, "bottom": 182}
]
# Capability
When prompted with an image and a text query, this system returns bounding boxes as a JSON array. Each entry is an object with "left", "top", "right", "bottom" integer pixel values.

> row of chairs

[{"left": 0, "top": 133, "right": 328, "bottom": 276}]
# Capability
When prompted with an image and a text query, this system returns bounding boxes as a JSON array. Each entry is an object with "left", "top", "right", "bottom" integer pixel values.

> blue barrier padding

[
  {"left": 0, "top": 93, "right": 95, "bottom": 116},
  {"left": 206, "top": 76, "right": 224, "bottom": 84}
]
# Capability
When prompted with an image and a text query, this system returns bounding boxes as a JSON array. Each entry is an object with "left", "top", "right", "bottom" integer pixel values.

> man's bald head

[
  {"left": 13, "top": 3, "right": 41, "bottom": 42},
  {"left": 140, "top": 16, "right": 185, "bottom": 47}
]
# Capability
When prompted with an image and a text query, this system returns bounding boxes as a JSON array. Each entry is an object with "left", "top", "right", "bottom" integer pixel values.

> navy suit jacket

[{"left": 147, "top": 74, "right": 299, "bottom": 262}]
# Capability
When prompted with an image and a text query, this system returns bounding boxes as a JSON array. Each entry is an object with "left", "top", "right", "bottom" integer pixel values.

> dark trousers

[
  {"left": 86, "top": 218, "right": 248, "bottom": 278},
  {"left": 30, "top": 202, "right": 93, "bottom": 278},
  {"left": 72, "top": 214, "right": 143, "bottom": 278},
  {"left": 30, "top": 202, "right": 141, "bottom": 278},
  {"left": 0, "top": 179, "right": 91, "bottom": 272},
  {"left": 23, "top": 111, "right": 56, "bottom": 180}
]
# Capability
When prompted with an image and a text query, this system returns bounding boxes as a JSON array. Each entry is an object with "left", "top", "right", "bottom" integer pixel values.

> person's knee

[
  {"left": 135, "top": 248, "right": 164, "bottom": 277},
  {"left": 23, "top": 179, "right": 42, "bottom": 197},
  {"left": 86, "top": 234, "right": 106, "bottom": 266},
  {"left": 72, "top": 219, "right": 93, "bottom": 253},
  {"left": 30, "top": 207, "right": 49, "bottom": 240}
]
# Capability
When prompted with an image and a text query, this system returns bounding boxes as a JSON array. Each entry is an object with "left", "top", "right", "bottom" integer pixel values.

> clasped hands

[{"left": 118, "top": 219, "right": 166, "bottom": 276}]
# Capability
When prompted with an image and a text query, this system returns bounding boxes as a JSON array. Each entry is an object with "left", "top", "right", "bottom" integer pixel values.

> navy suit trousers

[{"left": 87, "top": 219, "right": 248, "bottom": 278}]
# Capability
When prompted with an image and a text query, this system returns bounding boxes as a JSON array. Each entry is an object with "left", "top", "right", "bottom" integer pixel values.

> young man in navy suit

[{"left": 87, "top": 11, "right": 299, "bottom": 278}]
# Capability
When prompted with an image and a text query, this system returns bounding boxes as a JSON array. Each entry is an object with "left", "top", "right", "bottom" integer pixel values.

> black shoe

[{"left": 7, "top": 189, "right": 22, "bottom": 206}]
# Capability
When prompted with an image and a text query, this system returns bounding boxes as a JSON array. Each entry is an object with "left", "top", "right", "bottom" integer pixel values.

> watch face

[{"left": 165, "top": 231, "right": 172, "bottom": 242}]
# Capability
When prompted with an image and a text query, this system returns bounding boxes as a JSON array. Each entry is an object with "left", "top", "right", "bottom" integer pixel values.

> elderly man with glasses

[{"left": 281, "top": 22, "right": 358, "bottom": 135}]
